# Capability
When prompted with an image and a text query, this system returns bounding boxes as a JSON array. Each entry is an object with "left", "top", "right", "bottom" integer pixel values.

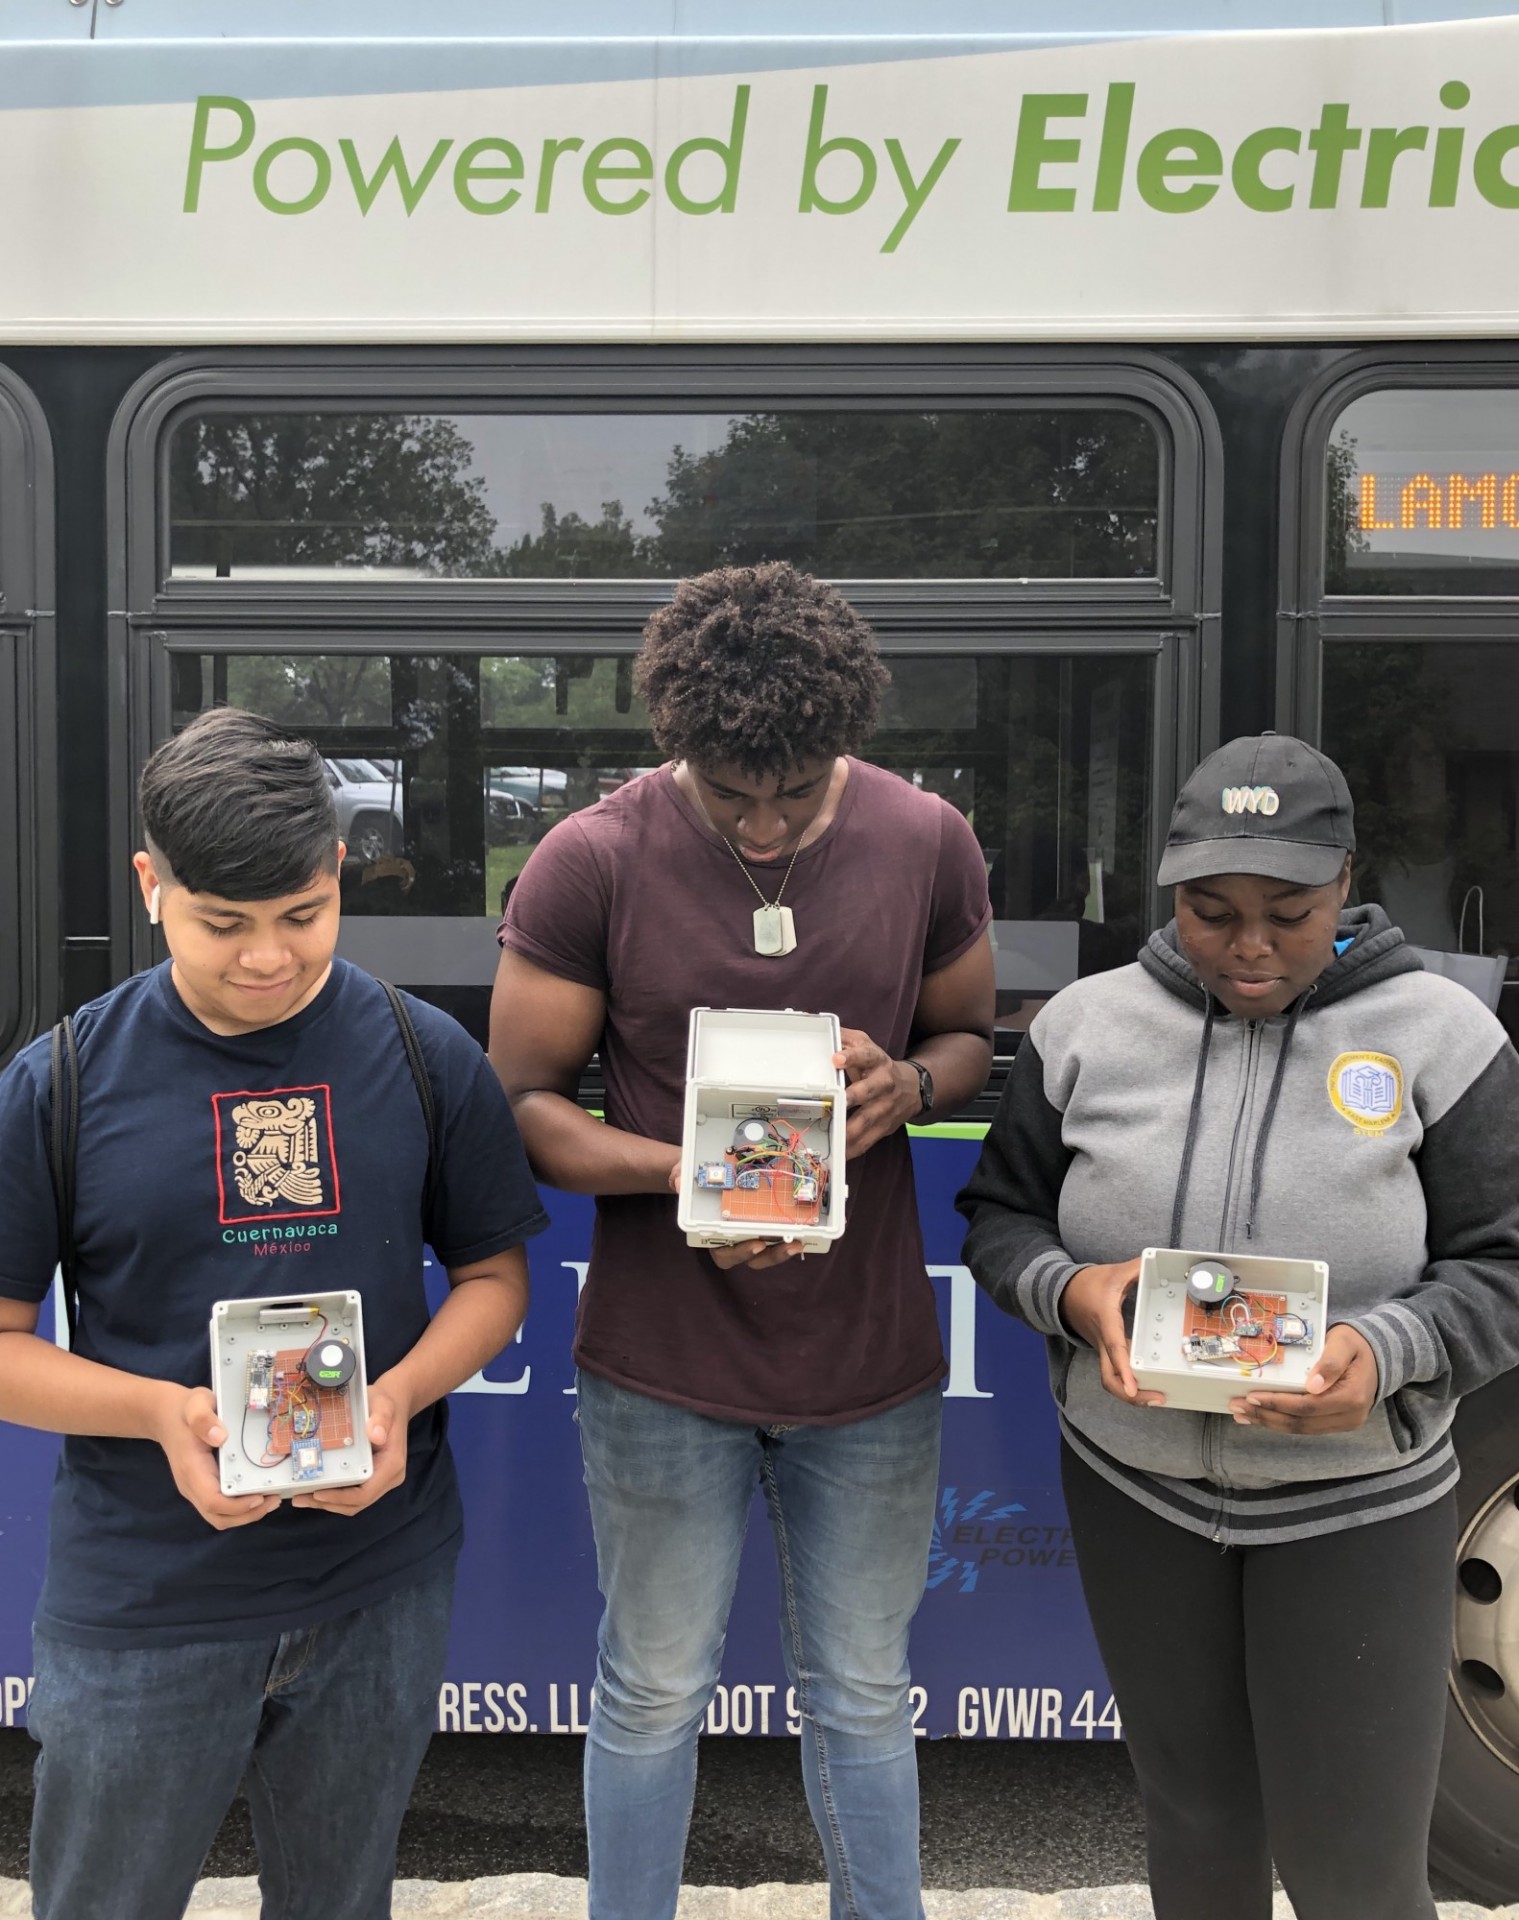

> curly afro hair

[{"left": 634, "top": 561, "right": 889, "bottom": 779}]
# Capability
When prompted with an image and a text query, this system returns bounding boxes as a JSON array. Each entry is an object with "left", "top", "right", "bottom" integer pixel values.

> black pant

[{"left": 1061, "top": 1441, "right": 1456, "bottom": 1920}]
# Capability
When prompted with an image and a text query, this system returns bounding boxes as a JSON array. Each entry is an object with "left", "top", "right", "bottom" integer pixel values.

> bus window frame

[
  {"left": 1279, "top": 348, "right": 1519, "bottom": 741},
  {"left": 0, "top": 366, "right": 56, "bottom": 1066},
  {"left": 108, "top": 348, "right": 1222, "bottom": 980}
]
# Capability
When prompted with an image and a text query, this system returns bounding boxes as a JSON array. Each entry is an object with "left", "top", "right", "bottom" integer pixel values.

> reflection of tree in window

[
  {"left": 170, "top": 415, "right": 496, "bottom": 576},
  {"left": 1323, "top": 430, "right": 1371, "bottom": 593},
  {"left": 480, "top": 655, "right": 648, "bottom": 731},
  {"left": 226, "top": 655, "right": 392, "bottom": 729},
  {"left": 645, "top": 411, "right": 1158, "bottom": 579},
  {"left": 172, "top": 407, "right": 1159, "bottom": 584},
  {"left": 486, "top": 501, "right": 644, "bottom": 577}
]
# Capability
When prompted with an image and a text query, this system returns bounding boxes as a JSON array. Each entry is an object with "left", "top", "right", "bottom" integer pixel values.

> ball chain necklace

[
  {"left": 726, "top": 835, "right": 802, "bottom": 957},
  {"left": 687, "top": 777, "right": 804, "bottom": 956}
]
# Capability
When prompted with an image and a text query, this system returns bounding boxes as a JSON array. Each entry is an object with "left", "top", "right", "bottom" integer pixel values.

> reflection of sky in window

[
  {"left": 451, "top": 414, "right": 740, "bottom": 545},
  {"left": 1338, "top": 390, "right": 1519, "bottom": 564}
]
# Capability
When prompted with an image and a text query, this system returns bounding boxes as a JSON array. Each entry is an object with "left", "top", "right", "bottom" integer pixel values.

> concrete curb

[{"left": 0, "top": 1879, "right": 1510, "bottom": 1919}]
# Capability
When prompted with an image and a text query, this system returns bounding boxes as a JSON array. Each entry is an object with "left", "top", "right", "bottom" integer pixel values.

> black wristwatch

[{"left": 905, "top": 1058, "right": 934, "bottom": 1117}]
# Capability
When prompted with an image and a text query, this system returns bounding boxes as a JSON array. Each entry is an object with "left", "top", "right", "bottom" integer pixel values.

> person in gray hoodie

[{"left": 958, "top": 733, "right": 1519, "bottom": 1920}]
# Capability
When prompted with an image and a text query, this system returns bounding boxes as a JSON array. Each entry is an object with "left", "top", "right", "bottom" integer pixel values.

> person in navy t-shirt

[{"left": 0, "top": 709, "right": 547, "bottom": 1920}]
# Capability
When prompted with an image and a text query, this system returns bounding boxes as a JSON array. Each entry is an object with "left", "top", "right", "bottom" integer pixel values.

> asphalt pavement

[{"left": 0, "top": 1728, "right": 1493, "bottom": 1903}]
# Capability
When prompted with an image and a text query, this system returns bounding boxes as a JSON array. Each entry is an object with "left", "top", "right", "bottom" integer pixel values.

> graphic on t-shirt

[{"left": 212, "top": 1085, "right": 342, "bottom": 1224}]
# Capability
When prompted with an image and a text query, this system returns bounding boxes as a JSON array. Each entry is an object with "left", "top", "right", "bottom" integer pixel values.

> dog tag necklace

[{"left": 726, "top": 837, "right": 802, "bottom": 956}]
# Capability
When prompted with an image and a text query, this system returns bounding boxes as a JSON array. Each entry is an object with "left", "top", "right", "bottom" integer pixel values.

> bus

[{"left": 2, "top": 0, "right": 1519, "bottom": 1897}]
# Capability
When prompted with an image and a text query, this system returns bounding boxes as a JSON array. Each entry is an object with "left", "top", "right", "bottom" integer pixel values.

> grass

[{"left": 484, "top": 844, "right": 535, "bottom": 915}]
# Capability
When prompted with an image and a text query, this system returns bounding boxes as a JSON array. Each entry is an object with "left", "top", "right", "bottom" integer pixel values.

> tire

[
  {"left": 349, "top": 810, "right": 396, "bottom": 864},
  {"left": 1430, "top": 1369, "right": 1519, "bottom": 1902}
]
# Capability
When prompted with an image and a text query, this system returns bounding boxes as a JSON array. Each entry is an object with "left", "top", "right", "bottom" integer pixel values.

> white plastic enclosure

[
  {"left": 211, "top": 1290, "right": 373, "bottom": 1497},
  {"left": 1130, "top": 1248, "right": 1329, "bottom": 1415},
  {"left": 677, "top": 1007, "right": 848, "bottom": 1252}
]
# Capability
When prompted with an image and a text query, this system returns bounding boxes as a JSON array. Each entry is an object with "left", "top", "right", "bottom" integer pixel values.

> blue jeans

[
  {"left": 27, "top": 1563, "right": 455, "bottom": 1920},
  {"left": 577, "top": 1371, "right": 942, "bottom": 1920}
]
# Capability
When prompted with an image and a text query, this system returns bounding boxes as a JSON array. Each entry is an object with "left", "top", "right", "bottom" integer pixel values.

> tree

[
  {"left": 224, "top": 654, "right": 393, "bottom": 729},
  {"left": 172, "top": 411, "right": 499, "bottom": 735},
  {"left": 485, "top": 500, "right": 648, "bottom": 577},
  {"left": 644, "top": 410, "right": 1159, "bottom": 579},
  {"left": 169, "top": 412, "right": 497, "bottom": 577},
  {"left": 1323, "top": 428, "right": 1371, "bottom": 593}
]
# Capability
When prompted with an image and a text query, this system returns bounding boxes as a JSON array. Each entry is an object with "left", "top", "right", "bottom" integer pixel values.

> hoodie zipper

[
  {"left": 1216, "top": 1021, "right": 1261, "bottom": 1248},
  {"left": 1201, "top": 1022, "right": 1264, "bottom": 1514}
]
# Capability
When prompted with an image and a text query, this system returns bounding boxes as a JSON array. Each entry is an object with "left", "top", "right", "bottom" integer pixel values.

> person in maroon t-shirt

[{"left": 489, "top": 562, "right": 993, "bottom": 1920}]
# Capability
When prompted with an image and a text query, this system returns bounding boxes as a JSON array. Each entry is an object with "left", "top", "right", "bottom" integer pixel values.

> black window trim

[
  {"left": 108, "top": 346, "right": 1222, "bottom": 976},
  {"left": 1279, "top": 347, "right": 1519, "bottom": 739},
  {"left": 0, "top": 366, "right": 56, "bottom": 1066},
  {"left": 113, "top": 347, "right": 1215, "bottom": 627}
]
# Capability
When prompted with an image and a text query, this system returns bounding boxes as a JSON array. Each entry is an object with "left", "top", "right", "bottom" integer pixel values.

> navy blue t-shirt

[{"left": 0, "top": 959, "right": 548, "bottom": 1649}]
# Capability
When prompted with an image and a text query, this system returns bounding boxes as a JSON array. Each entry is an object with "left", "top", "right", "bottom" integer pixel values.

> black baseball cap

[{"left": 1156, "top": 733, "right": 1355, "bottom": 887}]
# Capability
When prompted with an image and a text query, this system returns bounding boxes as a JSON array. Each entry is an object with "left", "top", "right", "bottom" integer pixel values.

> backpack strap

[
  {"left": 46, "top": 1014, "right": 80, "bottom": 1346},
  {"left": 380, "top": 980, "right": 439, "bottom": 1221}
]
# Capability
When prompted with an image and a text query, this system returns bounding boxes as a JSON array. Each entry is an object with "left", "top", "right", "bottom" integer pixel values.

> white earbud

[{"left": 147, "top": 884, "right": 161, "bottom": 926}]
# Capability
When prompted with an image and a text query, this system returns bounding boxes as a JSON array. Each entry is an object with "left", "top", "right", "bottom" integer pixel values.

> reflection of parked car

[
  {"left": 485, "top": 786, "right": 540, "bottom": 844},
  {"left": 324, "top": 757, "right": 403, "bottom": 863},
  {"left": 489, "top": 765, "right": 568, "bottom": 809}
]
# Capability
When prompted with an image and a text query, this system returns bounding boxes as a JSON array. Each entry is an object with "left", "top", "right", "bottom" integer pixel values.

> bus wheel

[{"left": 1431, "top": 1371, "right": 1519, "bottom": 1902}]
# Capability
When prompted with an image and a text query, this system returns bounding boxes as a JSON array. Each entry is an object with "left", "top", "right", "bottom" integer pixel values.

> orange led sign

[{"left": 1357, "top": 471, "right": 1519, "bottom": 532}]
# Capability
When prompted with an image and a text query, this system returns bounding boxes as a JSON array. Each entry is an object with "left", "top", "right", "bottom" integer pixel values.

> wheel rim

[
  {"left": 355, "top": 825, "right": 388, "bottom": 861},
  {"left": 1452, "top": 1470, "right": 1519, "bottom": 1775}
]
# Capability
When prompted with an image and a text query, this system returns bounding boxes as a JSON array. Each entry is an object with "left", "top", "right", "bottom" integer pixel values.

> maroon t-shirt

[{"left": 500, "top": 759, "right": 991, "bottom": 1424}]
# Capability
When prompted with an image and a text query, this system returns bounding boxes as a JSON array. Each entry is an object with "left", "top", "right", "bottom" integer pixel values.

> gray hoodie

[{"left": 957, "top": 906, "right": 1519, "bottom": 1543}]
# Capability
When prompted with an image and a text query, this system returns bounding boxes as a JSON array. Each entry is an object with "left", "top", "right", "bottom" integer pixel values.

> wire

[
  {"left": 241, "top": 1402, "right": 268, "bottom": 1466},
  {"left": 730, "top": 1108, "right": 831, "bottom": 1217}
]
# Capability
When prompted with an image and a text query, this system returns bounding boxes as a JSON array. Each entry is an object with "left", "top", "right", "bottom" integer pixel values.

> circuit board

[
  {"left": 719, "top": 1155, "right": 826, "bottom": 1228},
  {"left": 260, "top": 1344, "right": 355, "bottom": 1459},
  {"left": 1183, "top": 1290, "right": 1290, "bottom": 1373}
]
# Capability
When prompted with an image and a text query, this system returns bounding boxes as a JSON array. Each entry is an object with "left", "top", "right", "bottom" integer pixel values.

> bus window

[
  {"left": 161, "top": 644, "right": 1156, "bottom": 1047},
  {"left": 1326, "top": 388, "right": 1519, "bottom": 595},
  {"left": 0, "top": 641, "right": 22, "bottom": 1058},
  {"left": 0, "top": 371, "right": 54, "bottom": 1067},
  {"left": 1313, "top": 379, "right": 1519, "bottom": 1040},
  {"left": 165, "top": 407, "right": 1161, "bottom": 585},
  {"left": 1321, "top": 639, "right": 1519, "bottom": 994},
  {"left": 871, "top": 652, "right": 1155, "bottom": 1032}
]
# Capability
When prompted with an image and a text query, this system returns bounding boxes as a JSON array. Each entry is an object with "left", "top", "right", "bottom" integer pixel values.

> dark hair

[
  {"left": 634, "top": 561, "right": 889, "bottom": 779},
  {"left": 138, "top": 708, "right": 339, "bottom": 900}
]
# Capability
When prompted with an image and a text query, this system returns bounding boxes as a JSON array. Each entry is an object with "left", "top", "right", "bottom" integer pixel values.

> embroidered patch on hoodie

[{"left": 1327, "top": 1052, "right": 1404, "bottom": 1135}]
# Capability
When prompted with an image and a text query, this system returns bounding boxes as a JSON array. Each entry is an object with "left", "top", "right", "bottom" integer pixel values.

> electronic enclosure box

[
  {"left": 1130, "top": 1248, "right": 1329, "bottom": 1416},
  {"left": 677, "top": 1007, "right": 848, "bottom": 1253},
  {"left": 211, "top": 1291, "right": 373, "bottom": 1497}
]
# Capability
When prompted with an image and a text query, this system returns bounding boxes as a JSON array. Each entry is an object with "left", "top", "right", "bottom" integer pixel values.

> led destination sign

[{"left": 1356, "top": 472, "right": 1519, "bottom": 532}]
